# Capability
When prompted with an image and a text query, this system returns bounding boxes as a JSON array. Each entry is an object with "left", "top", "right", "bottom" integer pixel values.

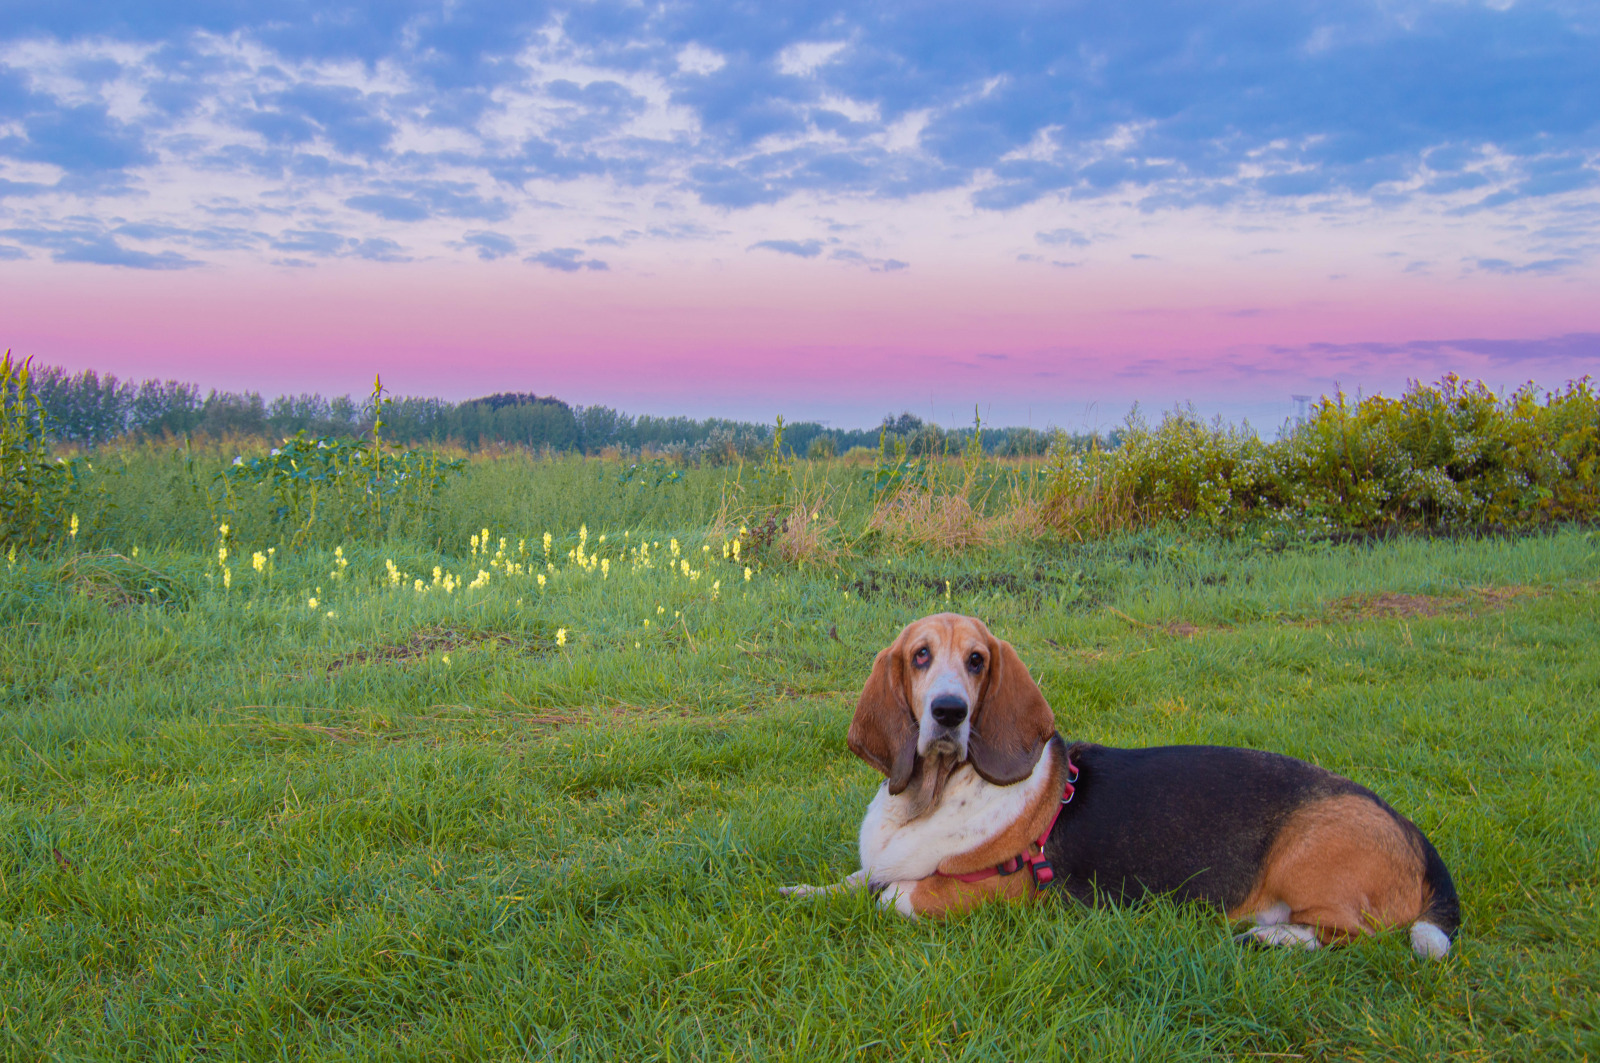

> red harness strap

[{"left": 935, "top": 756, "right": 1078, "bottom": 889}]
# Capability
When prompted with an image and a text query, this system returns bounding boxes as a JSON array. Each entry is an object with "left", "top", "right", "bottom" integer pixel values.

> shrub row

[{"left": 1043, "top": 375, "right": 1600, "bottom": 537}]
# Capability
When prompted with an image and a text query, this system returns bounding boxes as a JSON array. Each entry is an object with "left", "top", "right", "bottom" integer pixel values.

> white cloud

[
  {"left": 777, "top": 40, "right": 848, "bottom": 77},
  {"left": 675, "top": 43, "right": 726, "bottom": 76}
]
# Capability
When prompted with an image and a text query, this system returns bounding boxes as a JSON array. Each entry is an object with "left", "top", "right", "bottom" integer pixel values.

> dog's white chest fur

[{"left": 858, "top": 743, "right": 1056, "bottom": 884}]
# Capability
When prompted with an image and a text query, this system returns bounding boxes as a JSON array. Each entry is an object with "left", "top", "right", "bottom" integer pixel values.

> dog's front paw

[
  {"left": 875, "top": 881, "right": 919, "bottom": 918},
  {"left": 780, "top": 868, "right": 868, "bottom": 900}
]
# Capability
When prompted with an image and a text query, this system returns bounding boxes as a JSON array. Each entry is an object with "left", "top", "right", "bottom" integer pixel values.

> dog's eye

[
  {"left": 912, "top": 646, "right": 931, "bottom": 667},
  {"left": 966, "top": 652, "right": 984, "bottom": 673}
]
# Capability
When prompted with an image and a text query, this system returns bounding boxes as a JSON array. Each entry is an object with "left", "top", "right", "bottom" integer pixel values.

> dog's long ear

[
  {"left": 847, "top": 637, "right": 919, "bottom": 795},
  {"left": 968, "top": 632, "right": 1056, "bottom": 786}
]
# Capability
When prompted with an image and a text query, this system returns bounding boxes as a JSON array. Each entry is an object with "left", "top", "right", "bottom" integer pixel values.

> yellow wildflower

[
  {"left": 680, "top": 559, "right": 690, "bottom": 577},
  {"left": 601, "top": 558, "right": 610, "bottom": 578},
  {"left": 222, "top": 567, "right": 231, "bottom": 590},
  {"left": 219, "top": 523, "right": 229, "bottom": 537},
  {"left": 670, "top": 538, "right": 680, "bottom": 558},
  {"left": 470, "top": 533, "right": 480, "bottom": 556},
  {"left": 657, "top": 605, "right": 665, "bottom": 614},
  {"left": 469, "top": 569, "right": 490, "bottom": 590},
  {"left": 307, "top": 597, "right": 319, "bottom": 610},
  {"left": 732, "top": 540, "right": 740, "bottom": 561},
  {"left": 253, "top": 551, "right": 267, "bottom": 573},
  {"left": 556, "top": 628, "right": 567, "bottom": 647},
  {"left": 217, "top": 545, "right": 228, "bottom": 565},
  {"left": 442, "top": 654, "right": 451, "bottom": 665},
  {"left": 744, "top": 566, "right": 752, "bottom": 581},
  {"left": 543, "top": 532, "right": 552, "bottom": 558},
  {"left": 537, "top": 573, "right": 547, "bottom": 589},
  {"left": 414, "top": 579, "right": 425, "bottom": 593}
]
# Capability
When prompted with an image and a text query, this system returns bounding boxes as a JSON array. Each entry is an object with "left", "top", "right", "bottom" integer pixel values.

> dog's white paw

[
  {"left": 875, "top": 881, "right": 918, "bottom": 918},
  {"left": 1236, "top": 923, "right": 1321, "bottom": 950},
  {"left": 780, "top": 868, "right": 868, "bottom": 900}
]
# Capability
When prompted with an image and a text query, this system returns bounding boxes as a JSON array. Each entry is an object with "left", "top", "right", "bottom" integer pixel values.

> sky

[{"left": 1, "top": 0, "right": 1597, "bottom": 431}]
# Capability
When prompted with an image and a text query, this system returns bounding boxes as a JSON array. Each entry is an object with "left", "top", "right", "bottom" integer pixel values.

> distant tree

[
  {"left": 129, "top": 379, "right": 202, "bottom": 437},
  {"left": 30, "top": 366, "right": 133, "bottom": 445},
  {"left": 575, "top": 404, "right": 628, "bottom": 452},
  {"left": 382, "top": 396, "right": 453, "bottom": 443},
  {"left": 451, "top": 392, "right": 578, "bottom": 449},
  {"left": 197, "top": 390, "right": 267, "bottom": 437}
]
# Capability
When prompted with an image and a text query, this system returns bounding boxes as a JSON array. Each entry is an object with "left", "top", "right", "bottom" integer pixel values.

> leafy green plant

[
  {"left": 208, "top": 376, "right": 466, "bottom": 547},
  {"left": 1, "top": 350, "right": 78, "bottom": 550}
]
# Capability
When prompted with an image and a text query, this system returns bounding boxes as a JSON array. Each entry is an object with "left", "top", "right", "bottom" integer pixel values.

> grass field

[{"left": 3, "top": 454, "right": 1598, "bottom": 1060}]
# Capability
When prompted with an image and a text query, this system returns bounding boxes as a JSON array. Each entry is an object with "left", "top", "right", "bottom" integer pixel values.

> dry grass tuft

[
  {"left": 869, "top": 487, "right": 1049, "bottom": 553},
  {"left": 1039, "top": 475, "right": 1139, "bottom": 541},
  {"left": 773, "top": 495, "right": 841, "bottom": 566}
]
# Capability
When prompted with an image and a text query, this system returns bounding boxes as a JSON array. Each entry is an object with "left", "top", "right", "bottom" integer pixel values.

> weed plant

[{"left": 1, "top": 350, "right": 79, "bottom": 549}]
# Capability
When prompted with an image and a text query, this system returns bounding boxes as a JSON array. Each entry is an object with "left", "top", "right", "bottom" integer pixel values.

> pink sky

[{"left": 5, "top": 254, "right": 1596, "bottom": 430}]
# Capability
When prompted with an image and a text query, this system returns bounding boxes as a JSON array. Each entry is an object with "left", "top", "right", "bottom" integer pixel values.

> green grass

[{"left": 3, "top": 507, "right": 1598, "bottom": 1059}]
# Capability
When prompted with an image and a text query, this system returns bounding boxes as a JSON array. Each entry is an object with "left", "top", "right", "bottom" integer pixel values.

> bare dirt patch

[
  {"left": 1328, "top": 585, "right": 1538, "bottom": 622},
  {"left": 327, "top": 624, "right": 546, "bottom": 674}
]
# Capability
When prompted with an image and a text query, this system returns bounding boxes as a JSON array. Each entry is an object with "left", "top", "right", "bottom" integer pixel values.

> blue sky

[{"left": 1, "top": 1, "right": 1597, "bottom": 425}]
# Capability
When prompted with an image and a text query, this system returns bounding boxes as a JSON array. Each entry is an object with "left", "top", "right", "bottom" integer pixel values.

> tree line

[{"left": 22, "top": 363, "right": 1067, "bottom": 458}]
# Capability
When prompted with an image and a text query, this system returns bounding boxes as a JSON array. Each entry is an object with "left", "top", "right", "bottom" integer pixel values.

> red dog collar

[{"left": 936, "top": 756, "right": 1078, "bottom": 889}]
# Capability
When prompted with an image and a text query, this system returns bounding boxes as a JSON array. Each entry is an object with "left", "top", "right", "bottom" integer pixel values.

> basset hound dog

[{"left": 781, "top": 613, "right": 1460, "bottom": 959}]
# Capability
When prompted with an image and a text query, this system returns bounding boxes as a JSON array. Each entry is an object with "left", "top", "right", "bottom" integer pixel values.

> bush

[{"left": 1042, "top": 376, "right": 1600, "bottom": 537}]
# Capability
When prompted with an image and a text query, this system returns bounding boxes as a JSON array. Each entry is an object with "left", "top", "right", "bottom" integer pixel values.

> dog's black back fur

[{"left": 1045, "top": 741, "right": 1459, "bottom": 938}]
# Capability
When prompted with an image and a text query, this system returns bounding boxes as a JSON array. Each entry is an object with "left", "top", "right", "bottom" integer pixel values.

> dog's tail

[{"left": 1409, "top": 835, "right": 1460, "bottom": 960}]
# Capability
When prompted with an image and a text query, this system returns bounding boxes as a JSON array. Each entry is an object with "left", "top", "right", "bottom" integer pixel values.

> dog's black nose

[{"left": 930, "top": 695, "right": 968, "bottom": 727}]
